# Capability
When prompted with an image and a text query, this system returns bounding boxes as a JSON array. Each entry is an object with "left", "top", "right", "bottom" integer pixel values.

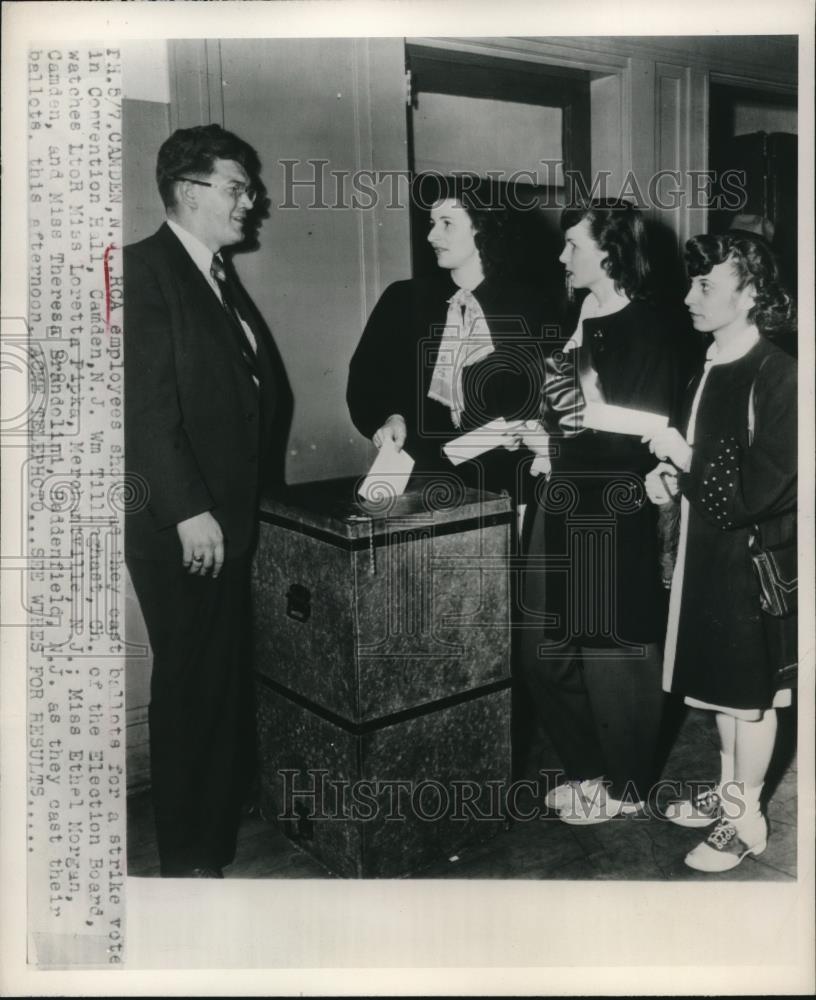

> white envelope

[
  {"left": 583, "top": 402, "right": 669, "bottom": 437},
  {"left": 357, "top": 438, "right": 415, "bottom": 501},
  {"left": 442, "top": 417, "right": 521, "bottom": 466}
]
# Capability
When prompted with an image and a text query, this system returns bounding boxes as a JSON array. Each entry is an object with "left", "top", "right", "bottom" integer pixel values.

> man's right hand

[
  {"left": 372, "top": 414, "right": 407, "bottom": 451},
  {"left": 177, "top": 511, "right": 225, "bottom": 577}
]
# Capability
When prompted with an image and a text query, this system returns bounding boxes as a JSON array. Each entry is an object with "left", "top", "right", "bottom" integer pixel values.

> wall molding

[
  {"left": 411, "top": 35, "right": 797, "bottom": 86},
  {"left": 168, "top": 39, "right": 226, "bottom": 131},
  {"left": 412, "top": 36, "right": 628, "bottom": 74},
  {"left": 709, "top": 71, "right": 798, "bottom": 97},
  {"left": 654, "top": 62, "right": 691, "bottom": 241}
]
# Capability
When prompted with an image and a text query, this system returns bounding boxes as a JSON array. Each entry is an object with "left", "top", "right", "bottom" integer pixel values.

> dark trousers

[
  {"left": 520, "top": 637, "right": 664, "bottom": 802},
  {"left": 127, "top": 554, "right": 255, "bottom": 875}
]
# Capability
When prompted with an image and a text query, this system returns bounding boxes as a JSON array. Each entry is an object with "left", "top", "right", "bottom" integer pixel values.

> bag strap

[{"left": 748, "top": 354, "right": 771, "bottom": 546}]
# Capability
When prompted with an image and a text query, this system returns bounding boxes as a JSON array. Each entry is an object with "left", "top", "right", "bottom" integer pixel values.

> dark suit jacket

[{"left": 124, "top": 223, "right": 277, "bottom": 560}]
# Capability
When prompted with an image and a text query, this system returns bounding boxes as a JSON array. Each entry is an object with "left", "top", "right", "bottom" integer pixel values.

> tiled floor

[{"left": 127, "top": 698, "right": 797, "bottom": 882}]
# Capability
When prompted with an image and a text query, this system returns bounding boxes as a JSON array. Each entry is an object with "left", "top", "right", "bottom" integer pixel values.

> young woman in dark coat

[
  {"left": 346, "top": 177, "right": 551, "bottom": 504},
  {"left": 518, "top": 199, "right": 686, "bottom": 823},
  {"left": 645, "top": 233, "right": 797, "bottom": 872}
]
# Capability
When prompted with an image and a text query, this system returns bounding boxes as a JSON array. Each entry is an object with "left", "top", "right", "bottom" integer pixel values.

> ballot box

[{"left": 252, "top": 477, "right": 512, "bottom": 877}]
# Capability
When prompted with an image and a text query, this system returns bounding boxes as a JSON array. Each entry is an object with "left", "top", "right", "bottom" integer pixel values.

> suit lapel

[
  {"left": 157, "top": 224, "right": 260, "bottom": 390},
  {"left": 156, "top": 222, "right": 221, "bottom": 305},
  {"left": 155, "top": 224, "right": 278, "bottom": 437}
]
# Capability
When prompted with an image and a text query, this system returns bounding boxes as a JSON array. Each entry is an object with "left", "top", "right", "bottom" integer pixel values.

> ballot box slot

[{"left": 255, "top": 671, "right": 511, "bottom": 736}]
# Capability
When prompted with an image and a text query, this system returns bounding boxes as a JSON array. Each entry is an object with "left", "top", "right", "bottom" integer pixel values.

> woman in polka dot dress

[{"left": 644, "top": 232, "right": 797, "bottom": 872}]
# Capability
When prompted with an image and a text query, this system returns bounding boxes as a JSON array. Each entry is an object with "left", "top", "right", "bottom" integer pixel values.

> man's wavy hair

[
  {"left": 560, "top": 198, "right": 650, "bottom": 300},
  {"left": 156, "top": 124, "right": 260, "bottom": 209},
  {"left": 413, "top": 173, "right": 514, "bottom": 280},
  {"left": 684, "top": 233, "right": 795, "bottom": 337}
]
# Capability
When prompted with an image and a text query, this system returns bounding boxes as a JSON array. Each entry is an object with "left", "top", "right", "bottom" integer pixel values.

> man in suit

[{"left": 125, "top": 124, "right": 277, "bottom": 878}]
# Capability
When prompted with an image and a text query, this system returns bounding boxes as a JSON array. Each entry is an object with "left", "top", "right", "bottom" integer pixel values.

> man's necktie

[{"left": 210, "top": 255, "right": 259, "bottom": 381}]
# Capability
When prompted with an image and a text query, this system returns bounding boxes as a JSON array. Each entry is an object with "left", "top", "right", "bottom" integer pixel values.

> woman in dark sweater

[
  {"left": 346, "top": 177, "right": 551, "bottom": 502},
  {"left": 520, "top": 199, "right": 682, "bottom": 823},
  {"left": 645, "top": 233, "right": 796, "bottom": 871}
]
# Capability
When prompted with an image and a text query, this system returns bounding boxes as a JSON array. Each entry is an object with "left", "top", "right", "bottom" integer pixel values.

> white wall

[
  {"left": 121, "top": 40, "right": 170, "bottom": 103},
  {"left": 413, "top": 92, "right": 564, "bottom": 184}
]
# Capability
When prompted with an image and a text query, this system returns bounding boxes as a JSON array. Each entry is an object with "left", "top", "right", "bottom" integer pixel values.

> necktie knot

[{"left": 210, "top": 255, "right": 227, "bottom": 285}]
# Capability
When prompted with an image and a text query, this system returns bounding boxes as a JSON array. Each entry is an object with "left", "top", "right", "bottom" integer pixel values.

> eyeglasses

[{"left": 173, "top": 176, "right": 257, "bottom": 205}]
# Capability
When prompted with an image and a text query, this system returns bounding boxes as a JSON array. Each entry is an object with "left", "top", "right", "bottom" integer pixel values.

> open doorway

[
  {"left": 708, "top": 81, "right": 798, "bottom": 300},
  {"left": 405, "top": 43, "right": 592, "bottom": 297}
]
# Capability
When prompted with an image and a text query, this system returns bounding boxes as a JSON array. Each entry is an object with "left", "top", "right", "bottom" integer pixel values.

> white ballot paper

[
  {"left": 583, "top": 402, "right": 669, "bottom": 437},
  {"left": 358, "top": 438, "right": 415, "bottom": 501},
  {"left": 443, "top": 417, "right": 518, "bottom": 465}
]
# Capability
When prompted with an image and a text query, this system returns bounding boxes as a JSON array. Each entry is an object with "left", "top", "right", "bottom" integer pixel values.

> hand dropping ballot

[
  {"left": 358, "top": 437, "right": 415, "bottom": 501},
  {"left": 583, "top": 402, "right": 668, "bottom": 437}
]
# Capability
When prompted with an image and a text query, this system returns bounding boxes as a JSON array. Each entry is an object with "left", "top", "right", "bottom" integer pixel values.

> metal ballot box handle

[{"left": 285, "top": 583, "right": 312, "bottom": 623}]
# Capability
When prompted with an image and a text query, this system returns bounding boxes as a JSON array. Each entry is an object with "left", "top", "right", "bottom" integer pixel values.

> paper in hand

[
  {"left": 583, "top": 402, "right": 669, "bottom": 437},
  {"left": 358, "top": 438, "right": 415, "bottom": 501},
  {"left": 443, "top": 417, "right": 517, "bottom": 466}
]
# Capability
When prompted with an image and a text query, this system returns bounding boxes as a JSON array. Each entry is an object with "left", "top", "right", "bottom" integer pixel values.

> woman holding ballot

[
  {"left": 644, "top": 233, "right": 797, "bottom": 872},
  {"left": 346, "top": 175, "right": 550, "bottom": 501},
  {"left": 520, "top": 198, "right": 682, "bottom": 824}
]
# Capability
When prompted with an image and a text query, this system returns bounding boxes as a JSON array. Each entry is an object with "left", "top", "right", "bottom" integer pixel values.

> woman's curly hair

[
  {"left": 560, "top": 198, "right": 650, "bottom": 300},
  {"left": 413, "top": 173, "right": 514, "bottom": 280},
  {"left": 684, "top": 233, "right": 795, "bottom": 336}
]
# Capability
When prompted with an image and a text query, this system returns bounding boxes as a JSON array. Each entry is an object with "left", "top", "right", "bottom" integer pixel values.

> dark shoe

[
  {"left": 242, "top": 794, "right": 262, "bottom": 819},
  {"left": 160, "top": 865, "right": 224, "bottom": 878},
  {"left": 189, "top": 866, "right": 223, "bottom": 878}
]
